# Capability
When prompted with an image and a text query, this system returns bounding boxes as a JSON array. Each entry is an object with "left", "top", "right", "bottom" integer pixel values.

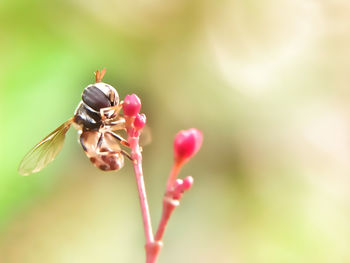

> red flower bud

[
  {"left": 123, "top": 94, "right": 141, "bottom": 116},
  {"left": 170, "top": 177, "right": 194, "bottom": 200},
  {"left": 182, "top": 176, "right": 194, "bottom": 190},
  {"left": 134, "top": 113, "right": 147, "bottom": 130},
  {"left": 174, "top": 128, "right": 203, "bottom": 162}
]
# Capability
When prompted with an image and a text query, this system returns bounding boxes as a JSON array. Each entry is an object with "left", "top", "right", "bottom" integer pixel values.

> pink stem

[
  {"left": 128, "top": 136, "right": 155, "bottom": 259},
  {"left": 166, "top": 161, "right": 183, "bottom": 192},
  {"left": 155, "top": 197, "right": 178, "bottom": 241},
  {"left": 155, "top": 161, "right": 183, "bottom": 242},
  {"left": 127, "top": 125, "right": 190, "bottom": 263}
]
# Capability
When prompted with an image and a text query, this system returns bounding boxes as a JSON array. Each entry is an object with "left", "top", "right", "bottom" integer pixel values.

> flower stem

[
  {"left": 155, "top": 197, "right": 178, "bottom": 241},
  {"left": 155, "top": 161, "right": 183, "bottom": 242},
  {"left": 128, "top": 136, "right": 154, "bottom": 254},
  {"left": 125, "top": 110, "right": 199, "bottom": 262},
  {"left": 166, "top": 161, "right": 183, "bottom": 192}
]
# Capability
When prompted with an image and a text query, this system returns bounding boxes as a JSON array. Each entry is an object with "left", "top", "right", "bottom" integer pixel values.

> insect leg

[
  {"left": 107, "top": 131, "right": 130, "bottom": 147},
  {"left": 114, "top": 103, "right": 123, "bottom": 116},
  {"left": 97, "top": 132, "right": 104, "bottom": 148},
  {"left": 121, "top": 149, "right": 132, "bottom": 160},
  {"left": 109, "top": 118, "right": 126, "bottom": 131},
  {"left": 100, "top": 104, "right": 123, "bottom": 121},
  {"left": 101, "top": 118, "right": 126, "bottom": 133}
]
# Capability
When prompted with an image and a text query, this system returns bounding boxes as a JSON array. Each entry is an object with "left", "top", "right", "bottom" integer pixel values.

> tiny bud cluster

[{"left": 123, "top": 94, "right": 146, "bottom": 136}]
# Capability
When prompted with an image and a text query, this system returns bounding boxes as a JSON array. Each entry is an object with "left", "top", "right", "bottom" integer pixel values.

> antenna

[{"left": 95, "top": 68, "right": 106, "bottom": 82}]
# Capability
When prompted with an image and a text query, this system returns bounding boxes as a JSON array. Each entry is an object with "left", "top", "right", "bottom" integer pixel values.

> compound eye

[{"left": 82, "top": 85, "right": 112, "bottom": 111}]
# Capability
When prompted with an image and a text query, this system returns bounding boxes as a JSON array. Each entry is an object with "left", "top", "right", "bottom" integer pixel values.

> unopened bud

[
  {"left": 174, "top": 128, "right": 203, "bottom": 163},
  {"left": 182, "top": 176, "right": 194, "bottom": 190},
  {"left": 134, "top": 113, "right": 146, "bottom": 130},
  {"left": 123, "top": 94, "right": 141, "bottom": 116}
]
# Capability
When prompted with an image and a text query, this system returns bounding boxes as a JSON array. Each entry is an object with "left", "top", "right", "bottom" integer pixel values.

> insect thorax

[{"left": 74, "top": 102, "right": 102, "bottom": 131}]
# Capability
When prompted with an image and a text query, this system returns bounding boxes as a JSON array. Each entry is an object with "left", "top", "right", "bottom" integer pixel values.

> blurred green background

[{"left": 1, "top": 0, "right": 350, "bottom": 262}]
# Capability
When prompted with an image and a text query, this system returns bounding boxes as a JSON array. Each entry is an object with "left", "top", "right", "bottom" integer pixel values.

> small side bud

[
  {"left": 174, "top": 128, "right": 203, "bottom": 163},
  {"left": 123, "top": 94, "right": 141, "bottom": 116},
  {"left": 182, "top": 176, "right": 194, "bottom": 190},
  {"left": 134, "top": 113, "right": 147, "bottom": 130},
  {"left": 169, "top": 177, "right": 194, "bottom": 200}
]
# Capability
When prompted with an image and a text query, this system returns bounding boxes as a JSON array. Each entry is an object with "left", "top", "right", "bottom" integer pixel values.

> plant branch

[
  {"left": 123, "top": 95, "right": 202, "bottom": 263},
  {"left": 128, "top": 135, "right": 155, "bottom": 254},
  {"left": 154, "top": 162, "right": 193, "bottom": 251},
  {"left": 166, "top": 160, "right": 183, "bottom": 192}
]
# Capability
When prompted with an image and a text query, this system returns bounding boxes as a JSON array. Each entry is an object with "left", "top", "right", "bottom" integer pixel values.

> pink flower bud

[
  {"left": 182, "top": 176, "right": 194, "bottom": 190},
  {"left": 174, "top": 128, "right": 203, "bottom": 162},
  {"left": 134, "top": 113, "right": 147, "bottom": 130},
  {"left": 123, "top": 94, "right": 141, "bottom": 116}
]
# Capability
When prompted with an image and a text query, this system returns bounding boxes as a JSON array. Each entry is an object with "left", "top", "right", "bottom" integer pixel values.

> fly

[{"left": 18, "top": 69, "right": 132, "bottom": 176}]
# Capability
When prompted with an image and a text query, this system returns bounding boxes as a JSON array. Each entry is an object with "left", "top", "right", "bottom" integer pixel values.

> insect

[{"left": 18, "top": 69, "right": 132, "bottom": 176}]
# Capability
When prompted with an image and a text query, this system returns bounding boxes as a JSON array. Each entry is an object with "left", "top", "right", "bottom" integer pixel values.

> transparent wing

[
  {"left": 18, "top": 119, "right": 73, "bottom": 176},
  {"left": 139, "top": 125, "right": 152, "bottom": 147}
]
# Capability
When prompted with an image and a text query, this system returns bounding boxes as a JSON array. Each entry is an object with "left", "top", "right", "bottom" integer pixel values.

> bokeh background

[{"left": 1, "top": 0, "right": 350, "bottom": 262}]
